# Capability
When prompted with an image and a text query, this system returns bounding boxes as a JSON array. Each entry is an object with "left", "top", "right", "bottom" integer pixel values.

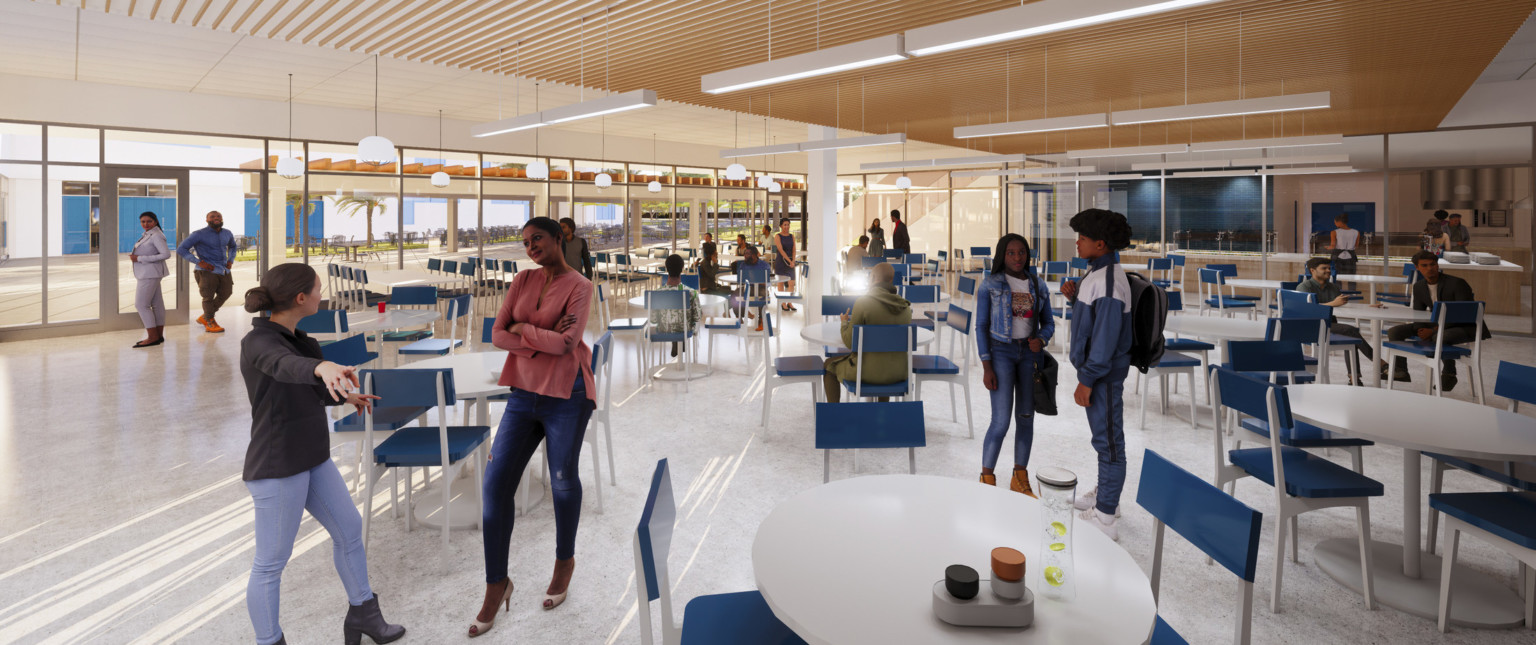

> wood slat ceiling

[{"left": 59, "top": 0, "right": 1536, "bottom": 155}]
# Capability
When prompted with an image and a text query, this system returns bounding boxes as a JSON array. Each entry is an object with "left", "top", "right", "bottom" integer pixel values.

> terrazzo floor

[{"left": 0, "top": 297, "right": 1532, "bottom": 645}]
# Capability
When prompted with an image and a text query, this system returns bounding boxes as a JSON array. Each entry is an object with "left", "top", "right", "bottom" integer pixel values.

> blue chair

[
  {"left": 298, "top": 308, "right": 350, "bottom": 346},
  {"left": 1208, "top": 264, "right": 1260, "bottom": 302},
  {"left": 680, "top": 274, "right": 700, "bottom": 290},
  {"left": 1226, "top": 338, "right": 1373, "bottom": 472},
  {"left": 1042, "top": 261, "right": 1070, "bottom": 282},
  {"left": 903, "top": 254, "right": 927, "bottom": 284},
  {"left": 377, "top": 286, "right": 437, "bottom": 346},
  {"left": 1168, "top": 253, "right": 1187, "bottom": 289},
  {"left": 841, "top": 325, "right": 915, "bottom": 401},
  {"left": 1276, "top": 288, "right": 1315, "bottom": 314},
  {"left": 1200, "top": 268, "right": 1256, "bottom": 318},
  {"left": 816, "top": 401, "right": 926, "bottom": 482},
  {"left": 1137, "top": 450, "right": 1263, "bottom": 644},
  {"left": 900, "top": 285, "right": 939, "bottom": 331},
  {"left": 1224, "top": 339, "right": 1316, "bottom": 386},
  {"left": 883, "top": 249, "right": 906, "bottom": 259},
  {"left": 1211, "top": 367, "right": 1382, "bottom": 612},
  {"left": 761, "top": 329, "right": 826, "bottom": 430},
  {"left": 861, "top": 255, "right": 885, "bottom": 268},
  {"left": 1162, "top": 292, "right": 1214, "bottom": 402},
  {"left": 633, "top": 460, "right": 807, "bottom": 645},
  {"left": 1432, "top": 491, "right": 1536, "bottom": 632},
  {"left": 359, "top": 368, "right": 492, "bottom": 569},
  {"left": 589, "top": 331, "right": 617, "bottom": 488},
  {"left": 426, "top": 257, "right": 443, "bottom": 273},
  {"left": 966, "top": 245, "right": 991, "bottom": 274},
  {"left": 321, "top": 333, "right": 379, "bottom": 367},
  {"left": 819, "top": 295, "right": 859, "bottom": 358},
  {"left": 1427, "top": 360, "right": 1536, "bottom": 555},
  {"left": 1376, "top": 263, "right": 1420, "bottom": 305},
  {"left": 1069, "top": 256, "right": 1089, "bottom": 276},
  {"left": 1139, "top": 349, "right": 1200, "bottom": 430},
  {"left": 890, "top": 263, "right": 911, "bottom": 287},
  {"left": 1147, "top": 257, "right": 1173, "bottom": 289},
  {"left": 1383, "top": 301, "right": 1487, "bottom": 403},
  {"left": 644, "top": 290, "right": 699, "bottom": 388},
  {"left": 398, "top": 294, "right": 471, "bottom": 361},
  {"left": 912, "top": 306, "right": 974, "bottom": 438}
]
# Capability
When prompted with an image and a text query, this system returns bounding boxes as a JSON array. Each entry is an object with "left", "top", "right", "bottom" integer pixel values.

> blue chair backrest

[
  {"left": 1170, "top": 254, "right": 1186, "bottom": 267},
  {"left": 970, "top": 246, "right": 991, "bottom": 256},
  {"left": 443, "top": 259, "right": 458, "bottom": 272},
  {"left": 481, "top": 317, "right": 495, "bottom": 344},
  {"left": 1281, "top": 301, "right": 1330, "bottom": 322},
  {"left": 904, "top": 253, "right": 925, "bottom": 265},
  {"left": 298, "top": 309, "right": 348, "bottom": 334},
  {"left": 822, "top": 295, "right": 859, "bottom": 316},
  {"left": 596, "top": 252, "right": 610, "bottom": 264},
  {"left": 853, "top": 324, "right": 914, "bottom": 353},
  {"left": 646, "top": 289, "right": 688, "bottom": 311},
  {"left": 1494, "top": 361, "right": 1536, "bottom": 408},
  {"left": 884, "top": 249, "right": 906, "bottom": 259},
  {"left": 679, "top": 274, "right": 700, "bottom": 290},
  {"left": 1430, "top": 301, "right": 1483, "bottom": 326},
  {"left": 327, "top": 263, "right": 340, "bottom": 277},
  {"left": 1279, "top": 280, "right": 1300, "bottom": 291},
  {"left": 937, "top": 250, "right": 948, "bottom": 261},
  {"left": 321, "top": 334, "right": 373, "bottom": 366},
  {"left": 1278, "top": 289, "right": 1314, "bottom": 309},
  {"left": 1137, "top": 449, "right": 1262, "bottom": 582},
  {"left": 1402, "top": 262, "right": 1419, "bottom": 280},
  {"left": 427, "top": 258, "right": 442, "bottom": 272},
  {"left": 958, "top": 276, "right": 978, "bottom": 297},
  {"left": 1198, "top": 268, "right": 1224, "bottom": 285},
  {"left": 1228, "top": 340, "right": 1308, "bottom": 375},
  {"left": 902, "top": 284, "right": 939, "bottom": 304},
  {"left": 815, "top": 401, "right": 927, "bottom": 450},
  {"left": 390, "top": 285, "right": 438, "bottom": 306},
  {"left": 592, "top": 331, "right": 613, "bottom": 371},
  {"left": 1149, "top": 257, "right": 1172, "bottom": 271},
  {"left": 891, "top": 263, "right": 911, "bottom": 280},
  {"left": 361, "top": 368, "right": 457, "bottom": 407},
  {"left": 458, "top": 261, "right": 477, "bottom": 278},
  {"left": 945, "top": 305, "right": 971, "bottom": 334},
  {"left": 739, "top": 264, "right": 769, "bottom": 284},
  {"left": 650, "top": 248, "right": 668, "bottom": 259},
  {"left": 503, "top": 260, "right": 516, "bottom": 274},
  {"left": 1070, "top": 256, "right": 1089, "bottom": 271},
  {"left": 342, "top": 266, "right": 355, "bottom": 280},
  {"left": 636, "top": 459, "right": 676, "bottom": 602},
  {"left": 1264, "top": 317, "right": 1325, "bottom": 347},
  {"left": 1213, "top": 366, "right": 1294, "bottom": 429},
  {"left": 861, "top": 256, "right": 885, "bottom": 268},
  {"left": 1165, "top": 291, "right": 1184, "bottom": 312},
  {"left": 1043, "top": 261, "right": 1068, "bottom": 278},
  {"left": 446, "top": 294, "right": 471, "bottom": 320},
  {"left": 1208, "top": 264, "right": 1238, "bottom": 278}
]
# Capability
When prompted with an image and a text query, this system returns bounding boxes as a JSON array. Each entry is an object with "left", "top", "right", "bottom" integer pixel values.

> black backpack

[{"left": 1117, "top": 264, "right": 1168, "bottom": 373}]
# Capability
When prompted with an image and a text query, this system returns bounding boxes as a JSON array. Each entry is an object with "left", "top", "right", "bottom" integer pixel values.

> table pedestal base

[
  {"left": 1314, "top": 537, "right": 1527, "bottom": 628},
  {"left": 413, "top": 474, "right": 483, "bottom": 531},
  {"left": 650, "top": 361, "right": 712, "bottom": 381}
]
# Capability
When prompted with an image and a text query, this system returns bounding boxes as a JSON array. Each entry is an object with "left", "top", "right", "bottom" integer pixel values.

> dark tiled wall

[{"left": 1114, "top": 177, "right": 1273, "bottom": 252}]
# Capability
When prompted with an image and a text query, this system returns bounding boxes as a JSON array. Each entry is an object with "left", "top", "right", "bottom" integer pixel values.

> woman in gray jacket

[{"left": 129, "top": 211, "right": 171, "bottom": 347}]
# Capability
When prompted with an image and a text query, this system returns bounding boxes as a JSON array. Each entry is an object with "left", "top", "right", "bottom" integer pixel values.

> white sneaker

[
  {"left": 1072, "top": 487, "right": 1122, "bottom": 517},
  {"left": 1080, "top": 507, "right": 1119, "bottom": 542}
]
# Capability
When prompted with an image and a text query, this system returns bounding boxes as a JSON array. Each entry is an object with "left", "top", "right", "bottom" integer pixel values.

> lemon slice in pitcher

[
  {"left": 1050, "top": 521, "right": 1067, "bottom": 537},
  {"left": 1049, "top": 542, "right": 1066, "bottom": 552},
  {"left": 1044, "top": 566, "right": 1066, "bottom": 587}
]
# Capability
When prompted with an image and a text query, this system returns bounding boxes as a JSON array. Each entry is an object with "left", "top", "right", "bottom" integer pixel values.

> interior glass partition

[
  {"left": 0, "top": 123, "right": 44, "bottom": 161},
  {"left": 45, "top": 165, "right": 101, "bottom": 323},
  {"left": 0, "top": 162, "right": 43, "bottom": 327}
]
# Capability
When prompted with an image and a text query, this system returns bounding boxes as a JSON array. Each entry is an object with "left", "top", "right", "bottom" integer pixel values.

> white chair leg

[
  {"left": 823, "top": 450, "right": 831, "bottom": 484},
  {"left": 1439, "top": 522, "right": 1459, "bottom": 632},
  {"left": 963, "top": 382, "right": 974, "bottom": 440},
  {"left": 1358, "top": 503, "right": 1377, "bottom": 610},
  {"left": 589, "top": 441, "right": 604, "bottom": 515},
  {"left": 1185, "top": 373, "right": 1197, "bottom": 429},
  {"left": 1139, "top": 376, "right": 1149, "bottom": 431},
  {"left": 441, "top": 463, "right": 452, "bottom": 573},
  {"left": 1427, "top": 460, "right": 1445, "bottom": 554},
  {"left": 1290, "top": 515, "right": 1300, "bottom": 562},
  {"left": 1272, "top": 509, "right": 1288, "bottom": 613}
]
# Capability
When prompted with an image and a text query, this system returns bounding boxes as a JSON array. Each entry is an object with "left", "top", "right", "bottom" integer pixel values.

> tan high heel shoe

[
  {"left": 468, "top": 579, "right": 513, "bottom": 638},
  {"left": 544, "top": 559, "right": 574, "bottom": 610}
]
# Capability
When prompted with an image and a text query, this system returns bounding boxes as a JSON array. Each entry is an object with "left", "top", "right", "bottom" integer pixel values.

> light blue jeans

[{"left": 246, "top": 459, "right": 372, "bottom": 645}]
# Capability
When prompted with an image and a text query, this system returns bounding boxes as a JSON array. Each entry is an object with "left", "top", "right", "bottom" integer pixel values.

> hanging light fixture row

[
  {"left": 951, "top": 166, "right": 1098, "bottom": 178},
  {"left": 718, "top": 133, "right": 905, "bottom": 158},
  {"left": 952, "top": 93, "right": 1332, "bottom": 140},
  {"left": 471, "top": 89, "right": 658, "bottom": 138},
  {"left": 702, "top": 0, "right": 1230, "bottom": 93}
]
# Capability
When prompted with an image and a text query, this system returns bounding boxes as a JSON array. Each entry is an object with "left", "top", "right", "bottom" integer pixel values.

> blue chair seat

[
  {"left": 680, "top": 590, "right": 808, "bottom": 645},
  {"left": 824, "top": 345, "right": 850, "bottom": 358},
  {"left": 398, "top": 338, "right": 464, "bottom": 355},
  {"left": 774, "top": 356, "right": 826, "bottom": 377},
  {"left": 1164, "top": 337, "right": 1215, "bottom": 352},
  {"left": 1383, "top": 340, "right": 1472, "bottom": 358},
  {"left": 1153, "top": 352, "right": 1201, "bottom": 369},
  {"left": 924, "top": 310, "right": 948, "bottom": 322},
  {"left": 912, "top": 355, "right": 960, "bottom": 375},
  {"left": 1426, "top": 453, "right": 1536, "bottom": 492},
  {"left": 334, "top": 406, "right": 432, "bottom": 432},
  {"left": 909, "top": 319, "right": 936, "bottom": 330},
  {"left": 649, "top": 330, "right": 692, "bottom": 343},
  {"left": 1238, "top": 418, "right": 1375, "bottom": 448},
  {"left": 1229, "top": 295, "right": 1261, "bottom": 301},
  {"left": 1228, "top": 446, "right": 1384, "bottom": 498},
  {"left": 374, "top": 330, "right": 432, "bottom": 342},
  {"left": 610, "top": 317, "right": 648, "bottom": 331},
  {"left": 1328, "top": 334, "right": 1365, "bottom": 346},
  {"left": 1217, "top": 363, "right": 1316, "bottom": 384},
  {"left": 1205, "top": 297, "right": 1257, "bottom": 309},
  {"left": 1150, "top": 615, "right": 1189, "bottom": 645},
  {"left": 373, "top": 426, "right": 491, "bottom": 468},
  {"left": 1056, "top": 309, "right": 1072, "bottom": 320},
  {"left": 1428, "top": 492, "right": 1536, "bottom": 549},
  {"left": 841, "top": 380, "right": 909, "bottom": 396}
]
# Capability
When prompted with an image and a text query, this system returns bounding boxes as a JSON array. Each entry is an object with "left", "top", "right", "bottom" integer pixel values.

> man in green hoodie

[{"left": 823, "top": 262, "right": 913, "bottom": 402}]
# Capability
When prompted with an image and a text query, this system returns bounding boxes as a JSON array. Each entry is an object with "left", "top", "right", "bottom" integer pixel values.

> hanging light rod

[
  {"left": 906, "top": 0, "right": 1231, "bottom": 57},
  {"left": 1110, "top": 91, "right": 1331, "bottom": 126},
  {"left": 1008, "top": 173, "right": 1145, "bottom": 183},
  {"left": 1259, "top": 165, "right": 1355, "bottom": 175},
  {"left": 1227, "top": 153, "right": 1350, "bottom": 167},
  {"left": 954, "top": 113, "right": 1109, "bottom": 139},
  {"left": 720, "top": 133, "right": 905, "bottom": 158},
  {"left": 1188, "top": 133, "right": 1344, "bottom": 153},
  {"left": 702, "top": 35, "right": 909, "bottom": 94},
  {"left": 860, "top": 153, "right": 1030, "bottom": 171},
  {"left": 1170, "top": 169, "right": 1257, "bottom": 178},
  {"left": 1066, "top": 143, "right": 1189, "bottom": 158},
  {"left": 471, "top": 89, "right": 657, "bottom": 138},
  {"left": 952, "top": 166, "right": 1098, "bottom": 178},
  {"left": 1131, "top": 160, "right": 1232, "bottom": 171}
]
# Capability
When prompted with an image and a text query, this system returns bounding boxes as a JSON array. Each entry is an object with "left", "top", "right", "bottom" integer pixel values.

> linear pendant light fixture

[
  {"left": 1110, "top": 91, "right": 1330, "bottom": 126},
  {"left": 952, "top": 165, "right": 1098, "bottom": 178},
  {"left": 1188, "top": 133, "right": 1343, "bottom": 152},
  {"left": 703, "top": 35, "right": 909, "bottom": 94},
  {"left": 1227, "top": 153, "right": 1350, "bottom": 167},
  {"left": 955, "top": 113, "right": 1108, "bottom": 139},
  {"left": 472, "top": 89, "right": 656, "bottom": 137},
  {"left": 907, "top": 0, "right": 1230, "bottom": 57},
  {"left": 1066, "top": 143, "right": 1188, "bottom": 158},
  {"left": 720, "top": 133, "right": 905, "bottom": 158}
]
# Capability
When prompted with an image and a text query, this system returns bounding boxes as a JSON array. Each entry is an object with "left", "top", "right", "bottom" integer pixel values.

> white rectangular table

[
  {"left": 1225, "top": 278, "right": 1288, "bottom": 311},
  {"left": 1335, "top": 274, "right": 1407, "bottom": 305},
  {"left": 1328, "top": 303, "right": 1432, "bottom": 386},
  {"left": 366, "top": 270, "right": 461, "bottom": 290}
]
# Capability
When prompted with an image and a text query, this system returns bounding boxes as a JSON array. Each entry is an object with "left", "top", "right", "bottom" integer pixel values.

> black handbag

[{"left": 1033, "top": 349, "right": 1059, "bottom": 416}]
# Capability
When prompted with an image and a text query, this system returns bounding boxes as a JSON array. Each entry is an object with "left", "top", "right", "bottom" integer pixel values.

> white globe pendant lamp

[
  {"left": 277, "top": 74, "right": 304, "bottom": 179},
  {"left": 430, "top": 109, "right": 451, "bottom": 188},
  {"left": 595, "top": 173, "right": 613, "bottom": 188},
  {"left": 757, "top": 174, "right": 773, "bottom": 189},
  {"left": 431, "top": 171, "right": 451, "bottom": 188},
  {"left": 357, "top": 56, "right": 395, "bottom": 164},
  {"left": 896, "top": 176, "right": 912, "bottom": 190},
  {"left": 526, "top": 159, "right": 549, "bottom": 180},
  {"left": 647, "top": 134, "right": 663, "bottom": 193},
  {"left": 647, "top": 180, "right": 662, "bottom": 193},
  {"left": 769, "top": 181, "right": 782, "bottom": 193},
  {"left": 725, "top": 163, "right": 747, "bottom": 181}
]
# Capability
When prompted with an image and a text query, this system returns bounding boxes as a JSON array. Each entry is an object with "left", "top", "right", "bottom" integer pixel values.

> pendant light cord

[
  {"left": 287, "top": 73, "right": 293, "bottom": 156},
  {"left": 373, "top": 54, "right": 379, "bottom": 136}
]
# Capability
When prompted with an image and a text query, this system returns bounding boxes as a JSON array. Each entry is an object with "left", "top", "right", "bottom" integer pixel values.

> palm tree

[
  {"left": 285, "top": 194, "right": 317, "bottom": 246},
  {"left": 332, "top": 194, "right": 387, "bottom": 246}
]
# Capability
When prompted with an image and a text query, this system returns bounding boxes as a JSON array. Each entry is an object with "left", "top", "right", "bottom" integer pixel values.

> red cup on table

[{"left": 377, "top": 301, "right": 386, "bottom": 313}]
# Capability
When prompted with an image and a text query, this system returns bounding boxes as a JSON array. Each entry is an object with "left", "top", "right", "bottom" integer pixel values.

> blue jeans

[
  {"left": 1087, "top": 367, "right": 1131, "bottom": 515},
  {"left": 246, "top": 459, "right": 372, "bottom": 645},
  {"left": 982, "top": 339, "right": 1038, "bottom": 471},
  {"left": 483, "top": 377, "right": 594, "bottom": 583}
]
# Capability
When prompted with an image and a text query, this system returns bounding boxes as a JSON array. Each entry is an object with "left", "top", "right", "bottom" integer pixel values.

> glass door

[{"left": 100, "top": 167, "right": 189, "bottom": 331}]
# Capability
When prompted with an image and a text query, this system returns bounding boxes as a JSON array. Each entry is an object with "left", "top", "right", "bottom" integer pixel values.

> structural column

[
  {"left": 689, "top": 198, "right": 703, "bottom": 249},
  {"left": 806, "top": 124, "right": 838, "bottom": 319},
  {"left": 446, "top": 198, "right": 459, "bottom": 253}
]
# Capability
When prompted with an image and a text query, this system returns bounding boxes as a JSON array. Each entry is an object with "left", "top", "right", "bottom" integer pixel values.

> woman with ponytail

[
  {"left": 128, "top": 211, "right": 171, "bottom": 347},
  {"left": 239, "top": 263, "right": 405, "bottom": 645}
]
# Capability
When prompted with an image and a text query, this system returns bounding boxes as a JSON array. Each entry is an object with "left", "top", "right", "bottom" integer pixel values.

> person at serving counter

[
  {"left": 1383, "top": 250, "right": 1492, "bottom": 392},
  {"left": 1327, "top": 213, "right": 1359, "bottom": 279},
  {"left": 1445, "top": 212, "right": 1470, "bottom": 253},
  {"left": 1297, "top": 257, "right": 1371, "bottom": 385},
  {"left": 822, "top": 262, "right": 911, "bottom": 403}
]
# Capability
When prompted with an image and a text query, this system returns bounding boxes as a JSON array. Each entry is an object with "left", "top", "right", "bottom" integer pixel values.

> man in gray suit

[{"left": 1384, "top": 250, "right": 1493, "bottom": 392}]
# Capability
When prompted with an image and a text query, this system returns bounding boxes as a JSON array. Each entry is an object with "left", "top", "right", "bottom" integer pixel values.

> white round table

[
  {"left": 752, "top": 475, "right": 1155, "bottom": 644},
  {"left": 718, "top": 273, "right": 790, "bottom": 285},
  {"left": 1163, "top": 315, "right": 1267, "bottom": 346},
  {"left": 1328, "top": 303, "right": 1432, "bottom": 386},
  {"left": 1286, "top": 385, "right": 1536, "bottom": 628},
  {"left": 627, "top": 293, "right": 728, "bottom": 313},
  {"left": 347, "top": 309, "right": 442, "bottom": 356},
  {"left": 1224, "top": 278, "right": 1288, "bottom": 311},
  {"left": 800, "top": 320, "right": 935, "bottom": 349},
  {"left": 1335, "top": 274, "right": 1407, "bottom": 305},
  {"left": 622, "top": 294, "right": 727, "bottom": 380}
]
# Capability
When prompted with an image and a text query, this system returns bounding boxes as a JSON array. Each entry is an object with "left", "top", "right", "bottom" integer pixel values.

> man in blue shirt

[
  {"left": 176, "top": 210, "right": 238, "bottom": 333},
  {"left": 1057, "top": 209, "right": 1134, "bottom": 542}
]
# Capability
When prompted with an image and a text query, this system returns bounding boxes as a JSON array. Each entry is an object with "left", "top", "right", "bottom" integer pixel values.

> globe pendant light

[
  {"left": 430, "top": 109, "right": 451, "bottom": 188},
  {"left": 769, "top": 181, "right": 782, "bottom": 193},
  {"left": 357, "top": 55, "right": 395, "bottom": 164},
  {"left": 277, "top": 74, "right": 304, "bottom": 179},
  {"left": 648, "top": 180, "right": 662, "bottom": 193},
  {"left": 725, "top": 113, "right": 748, "bottom": 180},
  {"left": 647, "top": 134, "right": 662, "bottom": 192},
  {"left": 526, "top": 83, "right": 549, "bottom": 179},
  {"left": 895, "top": 176, "right": 912, "bottom": 190},
  {"left": 757, "top": 174, "right": 774, "bottom": 188},
  {"left": 595, "top": 173, "right": 612, "bottom": 188}
]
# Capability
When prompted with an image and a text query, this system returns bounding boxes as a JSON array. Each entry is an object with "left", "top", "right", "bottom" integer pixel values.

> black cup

[{"left": 944, "top": 564, "right": 979, "bottom": 600}]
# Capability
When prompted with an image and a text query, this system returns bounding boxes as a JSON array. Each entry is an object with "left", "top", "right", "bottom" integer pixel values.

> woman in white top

[
  {"left": 1326, "top": 213, "right": 1359, "bottom": 275},
  {"left": 129, "top": 211, "right": 171, "bottom": 347}
]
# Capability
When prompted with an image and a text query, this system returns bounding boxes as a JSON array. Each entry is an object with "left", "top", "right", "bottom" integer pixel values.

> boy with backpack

[{"left": 1057, "top": 208, "right": 1136, "bottom": 541}]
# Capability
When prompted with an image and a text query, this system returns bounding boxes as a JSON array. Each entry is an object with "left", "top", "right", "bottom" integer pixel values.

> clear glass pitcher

[{"left": 1034, "top": 466, "right": 1078, "bottom": 602}]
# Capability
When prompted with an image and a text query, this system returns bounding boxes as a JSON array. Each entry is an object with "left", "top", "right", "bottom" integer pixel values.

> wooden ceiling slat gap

[
  {"left": 264, "top": 0, "right": 313, "bottom": 38},
  {"left": 431, "top": 0, "right": 617, "bottom": 69},
  {"left": 328, "top": 0, "right": 414, "bottom": 50},
  {"left": 297, "top": 0, "right": 360, "bottom": 42},
  {"left": 350, "top": 0, "right": 454, "bottom": 53},
  {"left": 384, "top": 0, "right": 513, "bottom": 60},
  {"left": 281, "top": 0, "right": 337, "bottom": 40},
  {"left": 314, "top": 0, "right": 393, "bottom": 46}
]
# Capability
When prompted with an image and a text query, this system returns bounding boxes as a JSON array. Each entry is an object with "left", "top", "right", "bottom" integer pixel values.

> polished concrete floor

[{"left": 0, "top": 295, "right": 1532, "bottom": 645}]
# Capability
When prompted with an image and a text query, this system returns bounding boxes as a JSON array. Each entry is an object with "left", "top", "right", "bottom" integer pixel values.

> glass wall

[{"left": 0, "top": 163, "right": 42, "bottom": 327}]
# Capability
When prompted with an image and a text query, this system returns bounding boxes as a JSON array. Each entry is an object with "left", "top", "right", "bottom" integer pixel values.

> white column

[
  {"left": 445, "top": 199, "right": 459, "bottom": 253},
  {"left": 806, "top": 124, "right": 838, "bottom": 319},
  {"left": 689, "top": 198, "right": 703, "bottom": 250}
]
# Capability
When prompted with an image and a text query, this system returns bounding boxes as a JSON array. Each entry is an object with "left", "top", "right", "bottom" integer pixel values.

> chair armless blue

[
  {"left": 1426, "top": 360, "right": 1536, "bottom": 556},
  {"left": 1383, "top": 301, "right": 1487, "bottom": 403},
  {"left": 815, "top": 401, "right": 926, "bottom": 482},
  {"left": 842, "top": 325, "right": 914, "bottom": 400},
  {"left": 912, "top": 305, "right": 974, "bottom": 438}
]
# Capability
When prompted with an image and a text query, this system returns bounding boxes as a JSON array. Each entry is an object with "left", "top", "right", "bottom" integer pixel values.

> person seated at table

[
  {"left": 697, "top": 242, "right": 732, "bottom": 297},
  {"left": 822, "top": 262, "right": 912, "bottom": 403},
  {"left": 651, "top": 254, "right": 702, "bottom": 358},
  {"left": 1382, "top": 251, "right": 1491, "bottom": 391},
  {"left": 729, "top": 233, "right": 750, "bottom": 275},
  {"left": 1297, "top": 257, "right": 1371, "bottom": 385},
  {"left": 844, "top": 235, "right": 870, "bottom": 280},
  {"left": 731, "top": 244, "right": 773, "bottom": 332}
]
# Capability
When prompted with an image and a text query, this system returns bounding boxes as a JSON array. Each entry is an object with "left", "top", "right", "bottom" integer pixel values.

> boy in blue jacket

[{"left": 1057, "top": 209, "right": 1134, "bottom": 541}]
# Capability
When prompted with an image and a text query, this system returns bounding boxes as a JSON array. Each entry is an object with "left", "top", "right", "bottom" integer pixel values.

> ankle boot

[
  {"left": 1009, "top": 467, "right": 1038, "bottom": 498},
  {"left": 344, "top": 593, "right": 405, "bottom": 645},
  {"left": 979, "top": 471, "right": 996, "bottom": 486}
]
